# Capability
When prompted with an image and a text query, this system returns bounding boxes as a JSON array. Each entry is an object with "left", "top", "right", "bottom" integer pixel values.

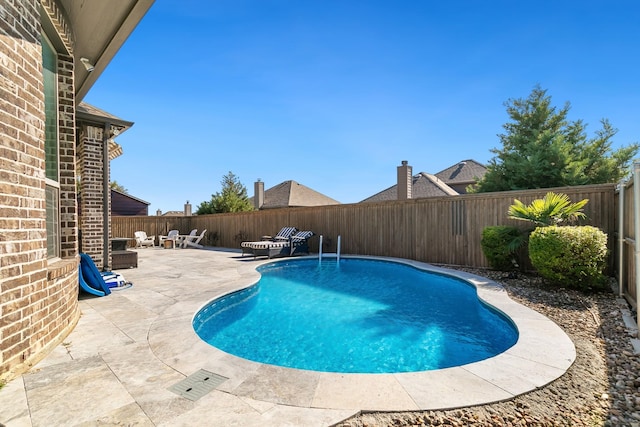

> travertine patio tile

[
  {"left": 462, "top": 352, "right": 567, "bottom": 395},
  {"left": 394, "top": 367, "right": 514, "bottom": 410},
  {"left": 232, "top": 363, "right": 321, "bottom": 407},
  {"left": 313, "top": 372, "right": 419, "bottom": 411},
  {"left": 24, "top": 356, "right": 144, "bottom": 426},
  {"left": 2, "top": 248, "right": 576, "bottom": 426},
  {"left": 0, "top": 376, "right": 31, "bottom": 427}
]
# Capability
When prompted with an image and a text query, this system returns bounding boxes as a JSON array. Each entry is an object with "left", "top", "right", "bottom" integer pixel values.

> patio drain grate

[{"left": 168, "top": 369, "right": 228, "bottom": 401}]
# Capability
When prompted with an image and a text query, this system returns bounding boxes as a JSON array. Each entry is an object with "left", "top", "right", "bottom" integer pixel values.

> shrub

[
  {"left": 205, "top": 231, "right": 219, "bottom": 247},
  {"left": 529, "top": 225, "right": 608, "bottom": 290},
  {"left": 481, "top": 226, "right": 524, "bottom": 271}
]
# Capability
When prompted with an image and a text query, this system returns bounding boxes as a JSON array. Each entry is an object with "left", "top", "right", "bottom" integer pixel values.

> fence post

[
  {"left": 618, "top": 180, "right": 625, "bottom": 297},
  {"left": 633, "top": 161, "right": 640, "bottom": 312}
]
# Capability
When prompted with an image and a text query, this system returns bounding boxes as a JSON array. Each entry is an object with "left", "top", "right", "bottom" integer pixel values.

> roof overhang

[
  {"left": 57, "top": 0, "right": 155, "bottom": 101},
  {"left": 76, "top": 103, "right": 134, "bottom": 160}
]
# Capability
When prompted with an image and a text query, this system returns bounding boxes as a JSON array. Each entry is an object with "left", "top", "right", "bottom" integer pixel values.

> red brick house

[{"left": 0, "top": 0, "right": 154, "bottom": 381}]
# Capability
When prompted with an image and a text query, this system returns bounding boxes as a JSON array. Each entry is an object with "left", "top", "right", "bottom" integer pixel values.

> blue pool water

[{"left": 193, "top": 258, "right": 518, "bottom": 373}]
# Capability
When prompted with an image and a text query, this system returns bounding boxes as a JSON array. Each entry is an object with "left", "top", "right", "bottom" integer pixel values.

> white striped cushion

[
  {"left": 242, "top": 240, "right": 290, "bottom": 250},
  {"left": 291, "top": 231, "right": 314, "bottom": 241},
  {"left": 273, "top": 226, "right": 298, "bottom": 240}
]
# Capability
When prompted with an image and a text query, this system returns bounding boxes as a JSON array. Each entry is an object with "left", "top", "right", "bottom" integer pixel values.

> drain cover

[{"left": 168, "top": 369, "right": 228, "bottom": 401}]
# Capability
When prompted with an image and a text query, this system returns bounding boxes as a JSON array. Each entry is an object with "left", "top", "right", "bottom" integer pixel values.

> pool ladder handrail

[{"left": 318, "top": 235, "right": 341, "bottom": 264}]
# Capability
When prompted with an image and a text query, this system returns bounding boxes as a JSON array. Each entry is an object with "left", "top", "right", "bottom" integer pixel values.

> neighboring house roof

[
  {"left": 361, "top": 173, "right": 458, "bottom": 203},
  {"left": 434, "top": 159, "right": 487, "bottom": 187},
  {"left": 161, "top": 211, "right": 185, "bottom": 217},
  {"left": 79, "top": 189, "right": 149, "bottom": 216},
  {"left": 111, "top": 188, "right": 149, "bottom": 205},
  {"left": 253, "top": 180, "right": 341, "bottom": 209},
  {"left": 110, "top": 189, "right": 149, "bottom": 216},
  {"left": 360, "top": 159, "right": 487, "bottom": 203}
]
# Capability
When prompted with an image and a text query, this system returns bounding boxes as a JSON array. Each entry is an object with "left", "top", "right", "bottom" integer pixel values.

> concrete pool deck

[{"left": 0, "top": 248, "right": 575, "bottom": 426}]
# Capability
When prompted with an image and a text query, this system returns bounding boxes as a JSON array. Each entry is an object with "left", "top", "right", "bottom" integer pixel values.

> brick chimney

[
  {"left": 184, "top": 200, "right": 192, "bottom": 216},
  {"left": 254, "top": 180, "right": 264, "bottom": 209},
  {"left": 397, "top": 160, "right": 412, "bottom": 200}
]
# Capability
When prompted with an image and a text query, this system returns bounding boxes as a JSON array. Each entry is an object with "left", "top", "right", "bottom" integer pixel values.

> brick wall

[
  {"left": 0, "top": 0, "right": 80, "bottom": 382},
  {"left": 78, "top": 124, "right": 110, "bottom": 269},
  {"left": 58, "top": 53, "right": 78, "bottom": 258}
]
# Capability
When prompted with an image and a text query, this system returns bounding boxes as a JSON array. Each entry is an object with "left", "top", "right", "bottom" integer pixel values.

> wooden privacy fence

[{"left": 113, "top": 183, "right": 616, "bottom": 270}]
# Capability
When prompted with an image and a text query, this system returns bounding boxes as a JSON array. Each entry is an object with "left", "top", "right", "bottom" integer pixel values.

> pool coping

[{"left": 148, "top": 254, "right": 576, "bottom": 413}]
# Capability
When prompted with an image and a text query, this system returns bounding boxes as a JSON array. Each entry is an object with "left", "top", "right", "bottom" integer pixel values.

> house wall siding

[
  {"left": 112, "top": 190, "right": 149, "bottom": 216},
  {"left": 0, "top": 0, "right": 80, "bottom": 382}
]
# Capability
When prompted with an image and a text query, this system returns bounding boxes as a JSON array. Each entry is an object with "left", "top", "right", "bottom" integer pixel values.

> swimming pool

[{"left": 193, "top": 257, "right": 518, "bottom": 373}]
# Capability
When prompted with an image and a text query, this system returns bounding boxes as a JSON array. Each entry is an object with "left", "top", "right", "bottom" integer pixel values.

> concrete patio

[{"left": 0, "top": 248, "right": 576, "bottom": 426}]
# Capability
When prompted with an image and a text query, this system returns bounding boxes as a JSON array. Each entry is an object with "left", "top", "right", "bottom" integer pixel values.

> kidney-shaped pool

[{"left": 193, "top": 258, "right": 518, "bottom": 373}]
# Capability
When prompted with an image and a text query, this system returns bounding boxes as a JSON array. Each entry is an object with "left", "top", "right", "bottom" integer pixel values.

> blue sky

[{"left": 84, "top": 0, "right": 640, "bottom": 213}]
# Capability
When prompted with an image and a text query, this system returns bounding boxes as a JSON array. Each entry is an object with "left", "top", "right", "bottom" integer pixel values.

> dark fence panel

[{"left": 113, "top": 184, "right": 616, "bottom": 269}]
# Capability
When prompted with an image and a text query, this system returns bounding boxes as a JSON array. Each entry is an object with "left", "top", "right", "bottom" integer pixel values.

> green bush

[
  {"left": 481, "top": 226, "right": 523, "bottom": 271},
  {"left": 529, "top": 225, "right": 608, "bottom": 290}
]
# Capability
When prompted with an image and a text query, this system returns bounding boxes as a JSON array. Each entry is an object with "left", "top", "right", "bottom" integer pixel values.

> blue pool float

[{"left": 79, "top": 253, "right": 126, "bottom": 296}]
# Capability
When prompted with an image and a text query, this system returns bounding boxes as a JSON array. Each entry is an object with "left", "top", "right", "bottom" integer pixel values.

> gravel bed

[{"left": 334, "top": 268, "right": 640, "bottom": 427}]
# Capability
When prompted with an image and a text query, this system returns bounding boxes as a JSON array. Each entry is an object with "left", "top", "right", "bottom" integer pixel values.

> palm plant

[{"left": 508, "top": 192, "right": 588, "bottom": 226}]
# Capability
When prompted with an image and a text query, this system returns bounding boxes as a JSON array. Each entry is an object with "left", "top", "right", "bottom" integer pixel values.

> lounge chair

[
  {"left": 242, "top": 230, "right": 315, "bottom": 259},
  {"left": 134, "top": 231, "right": 155, "bottom": 248},
  {"left": 159, "top": 229, "right": 179, "bottom": 249},
  {"left": 265, "top": 226, "right": 299, "bottom": 241},
  {"left": 241, "top": 226, "right": 298, "bottom": 256},
  {"left": 182, "top": 229, "right": 206, "bottom": 249},
  {"left": 176, "top": 229, "right": 197, "bottom": 247},
  {"left": 288, "top": 230, "right": 315, "bottom": 257},
  {"left": 79, "top": 253, "right": 129, "bottom": 296}
]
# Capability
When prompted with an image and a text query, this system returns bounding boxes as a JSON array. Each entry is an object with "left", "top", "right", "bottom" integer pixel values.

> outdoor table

[
  {"left": 110, "top": 237, "right": 137, "bottom": 269},
  {"left": 110, "top": 237, "right": 132, "bottom": 251}
]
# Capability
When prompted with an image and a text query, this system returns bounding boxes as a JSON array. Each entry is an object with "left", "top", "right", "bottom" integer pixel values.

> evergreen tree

[
  {"left": 109, "top": 181, "right": 128, "bottom": 193},
  {"left": 473, "top": 86, "right": 638, "bottom": 193},
  {"left": 196, "top": 171, "right": 254, "bottom": 214}
]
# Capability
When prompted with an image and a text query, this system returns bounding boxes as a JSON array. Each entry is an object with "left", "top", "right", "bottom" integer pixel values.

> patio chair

[
  {"left": 182, "top": 229, "right": 207, "bottom": 249},
  {"left": 134, "top": 231, "right": 155, "bottom": 248},
  {"left": 242, "top": 230, "right": 315, "bottom": 259},
  {"left": 240, "top": 226, "right": 298, "bottom": 256},
  {"left": 176, "top": 229, "right": 197, "bottom": 247},
  {"left": 288, "top": 230, "right": 315, "bottom": 257},
  {"left": 159, "top": 229, "right": 179, "bottom": 249}
]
